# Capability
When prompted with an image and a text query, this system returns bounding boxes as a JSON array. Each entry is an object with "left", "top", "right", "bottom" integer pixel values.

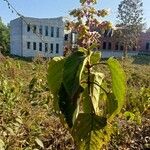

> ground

[{"left": 0, "top": 54, "right": 149, "bottom": 149}]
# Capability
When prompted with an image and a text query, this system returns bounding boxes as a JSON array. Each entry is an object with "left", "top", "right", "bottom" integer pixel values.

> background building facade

[{"left": 10, "top": 17, "right": 64, "bottom": 57}]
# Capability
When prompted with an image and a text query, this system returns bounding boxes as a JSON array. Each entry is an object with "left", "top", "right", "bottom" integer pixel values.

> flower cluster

[{"left": 65, "top": 0, "right": 112, "bottom": 48}]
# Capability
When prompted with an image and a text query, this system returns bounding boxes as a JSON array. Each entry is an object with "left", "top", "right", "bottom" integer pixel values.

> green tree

[
  {"left": 117, "top": 0, "right": 143, "bottom": 58},
  {"left": 0, "top": 18, "right": 10, "bottom": 55},
  {"left": 48, "top": 0, "right": 126, "bottom": 149}
]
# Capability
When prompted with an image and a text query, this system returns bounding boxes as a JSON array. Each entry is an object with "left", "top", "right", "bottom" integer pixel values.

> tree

[
  {"left": 117, "top": 0, "right": 143, "bottom": 58},
  {"left": 146, "top": 27, "right": 150, "bottom": 33},
  {"left": 48, "top": 0, "right": 126, "bottom": 149},
  {"left": 0, "top": 18, "right": 10, "bottom": 55}
]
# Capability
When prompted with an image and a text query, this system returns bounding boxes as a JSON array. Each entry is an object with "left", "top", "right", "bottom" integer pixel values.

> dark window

[
  {"left": 27, "top": 24, "right": 30, "bottom": 32},
  {"left": 103, "top": 42, "right": 107, "bottom": 50},
  {"left": 50, "top": 43, "right": 53, "bottom": 53},
  {"left": 51, "top": 27, "right": 54, "bottom": 37},
  {"left": 39, "top": 43, "right": 42, "bottom": 51},
  {"left": 33, "top": 25, "right": 37, "bottom": 33},
  {"left": 120, "top": 45, "right": 124, "bottom": 51},
  {"left": 108, "top": 42, "right": 112, "bottom": 50},
  {"left": 133, "top": 46, "right": 136, "bottom": 51},
  {"left": 56, "top": 27, "right": 59, "bottom": 38},
  {"left": 104, "top": 29, "right": 113, "bottom": 37},
  {"left": 56, "top": 43, "right": 59, "bottom": 53},
  {"left": 33, "top": 42, "right": 36, "bottom": 50},
  {"left": 64, "top": 34, "right": 68, "bottom": 41},
  {"left": 45, "top": 26, "right": 48, "bottom": 36},
  {"left": 45, "top": 43, "right": 48, "bottom": 52},
  {"left": 39, "top": 25, "right": 43, "bottom": 35},
  {"left": 27, "top": 42, "right": 30, "bottom": 49},
  {"left": 146, "top": 43, "right": 149, "bottom": 50},
  {"left": 115, "top": 43, "right": 119, "bottom": 50}
]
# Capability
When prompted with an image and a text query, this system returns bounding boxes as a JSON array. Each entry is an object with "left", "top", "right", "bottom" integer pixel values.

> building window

[
  {"left": 33, "top": 42, "right": 36, "bottom": 50},
  {"left": 50, "top": 43, "right": 53, "bottom": 53},
  {"left": 133, "top": 46, "right": 136, "bottom": 51},
  {"left": 64, "top": 34, "right": 68, "bottom": 41},
  {"left": 120, "top": 45, "right": 124, "bottom": 51},
  {"left": 45, "top": 43, "right": 48, "bottom": 52},
  {"left": 146, "top": 43, "right": 149, "bottom": 50},
  {"left": 39, "top": 43, "right": 42, "bottom": 51},
  {"left": 56, "top": 43, "right": 59, "bottom": 54},
  {"left": 115, "top": 43, "right": 119, "bottom": 50},
  {"left": 56, "top": 27, "right": 59, "bottom": 38},
  {"left": 51, "top": 27, "right": 54, "bottom": 37},
  {"left": 45, "top": 26, "right": 48, "bottom": 36},
  {"left": 33, "top": 25, "right": 37, "bottom": 33},
  {"left": 27, "top": 42, "right": 30, "bottom": 49},
  {"left": 39, "top": 25, "right": 43, "bottom": 35},
  {"left": 103, "top": 42, "right": 107, "bottom": 50},
  {"left": 27, "top": 24, "right": 30, "bottom": 32},
  {"left": 108, "top": 42, "right": 112, "bottom": 50}
]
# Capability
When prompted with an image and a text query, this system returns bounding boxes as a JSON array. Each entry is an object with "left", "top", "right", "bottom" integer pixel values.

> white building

[{"left": 10, "top": 17, "right": 64, "bottom": 57}]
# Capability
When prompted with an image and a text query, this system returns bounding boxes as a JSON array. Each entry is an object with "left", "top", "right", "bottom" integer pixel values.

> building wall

[
  {"left": 101, "top": 32, "right": 150, "bottom": 52},
  {"left": 10, "top": 17, "right": 64, "bottom": 57},
  {"left": 10, "top": 18, "right": 22, "bottom": 56},
  {"left": 139, "top": 32, "right": 150, "bottom": 51}
]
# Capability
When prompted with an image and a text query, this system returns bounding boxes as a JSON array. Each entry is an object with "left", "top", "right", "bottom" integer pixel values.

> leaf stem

[{"left": 90, "top": 81, "right": 109, "bottom": 95}]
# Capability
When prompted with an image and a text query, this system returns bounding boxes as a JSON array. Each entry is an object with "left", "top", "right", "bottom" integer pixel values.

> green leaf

[
  {"left": 90, "top": 72, "right": 104, "bottom": 115},
  {"left": 0, "top": 139, "right": 5, "bottom": 150},
  {"left": 124, "top": 111, "right": 135, "bottom": 121},
  {"left": 80, "top": 0, "right": 86, "bottom": 4},
  {"left": 72, "top": 113, "right": 108, "bottom": 150},
  {"left": 106, "top": 93, "right": 118, "bottom": 118},
  {"left": 63, "top": 51, "right": 86, "bottom": 98},
  {"left": 47, "top": 57, "right": 65, "bottom": 94},
  {"left": 35, "top": 138, "right": 44, "bottom": 148},
  {"left": 58, "top": 84, "right": 83, "bottom": 128},
  {"left": 16, "top": 117, "right": 23, "bottom": 124},
  {"left": 81, "top": 87, "right": 93, "bottom": 114},
  {"left": 90, "top": 51, "right": 101, "bottom": 65},
  {"left": 107, "top": 57, "right": 126, "bottom": 116},
  {"left": 6, "top": 127, "right": 15, "bottom": 135}
]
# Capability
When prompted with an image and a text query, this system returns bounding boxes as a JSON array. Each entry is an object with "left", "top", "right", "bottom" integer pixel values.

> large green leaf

[
  {"left": 47, "top": 57, "right": 65, "bottom": 94},
  {"left": 90, "top": 72, "right": 104, "bottom": 115},
  {"left": 106, "top": 93, "right": 118, "bottom": 118},
  {"left": 107, "top": 57, "right": 126, "bottom": 117},
  {"left": 72, "top": 113, "right": 108, "bottom": 150},
  {"left": 81, "top": 87, "right": 93, "bottom": 114},
  {"left": 63, "top": 51, "right": 87, "bottom": 98},
  {"left": 58, "top": 84, "right": 83, "bottom": 128}
]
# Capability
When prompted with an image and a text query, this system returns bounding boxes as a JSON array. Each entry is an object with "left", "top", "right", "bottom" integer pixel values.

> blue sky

[{"left": 0, "top": 0, "right": 150, "bottom": 28}]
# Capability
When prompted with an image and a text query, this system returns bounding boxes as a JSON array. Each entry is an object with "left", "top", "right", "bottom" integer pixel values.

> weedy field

[{"left": 0, "top": 54, "right": 149, "bottom": 150}]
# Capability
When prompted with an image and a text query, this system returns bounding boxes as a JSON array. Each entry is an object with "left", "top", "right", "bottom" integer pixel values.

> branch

[{"left": 90, "top": 81, "right": 108, "bottom": 95}]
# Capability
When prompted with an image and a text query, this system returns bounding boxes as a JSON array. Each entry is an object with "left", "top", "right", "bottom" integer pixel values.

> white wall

[
  {"left": 10, "top": 17, "right": 64, "bottom": 57},
  {"left": 101, "top": 50, "right": 139, "bottom": 58},
  {"left": 10, "top": 18, "right": 22, "bottom": 56}
]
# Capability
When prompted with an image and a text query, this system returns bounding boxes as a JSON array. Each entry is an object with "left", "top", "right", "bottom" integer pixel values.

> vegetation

[
  {"left": 0, "top": 55, "right": 149, "bottom": 149},
  {"left": 0, "top": 0, "right": 149, "bottom": 149},
  {"left": 48, "top": 0, "right": 126, "bottom": 149},
  {"left": 0, "top": 18, "right": 10, "bottom": 55},
  {"left": 117, "top": 0, "right": 143, "bottom": 58}
]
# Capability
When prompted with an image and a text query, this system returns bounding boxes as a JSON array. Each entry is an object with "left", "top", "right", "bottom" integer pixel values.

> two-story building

[{"left": 10, "top": 17, "right": 64, "bottom": 57}]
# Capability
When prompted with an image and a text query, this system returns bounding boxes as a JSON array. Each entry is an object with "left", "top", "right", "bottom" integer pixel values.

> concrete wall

[
  {"left": 10, "top": 18, "right": 22, "bottom": 56},
  {"left": 101, "top": 50, "right": 139, "bottom": 58},
  {"left": 10, "top": 17, "right": 64, "bottom": 57}
]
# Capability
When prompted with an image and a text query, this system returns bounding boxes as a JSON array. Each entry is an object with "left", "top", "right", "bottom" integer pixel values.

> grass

[{"left": 0, "top": 54, "right": 149, "bottom": 149}]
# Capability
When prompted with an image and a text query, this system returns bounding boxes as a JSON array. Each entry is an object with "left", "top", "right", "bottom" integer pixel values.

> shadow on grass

[
  {"left": 8, "top": 54, "right": 33, "bottom": 62},
  {"left": 132, "top": 55, "right": 150, "bottom": 65}
]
